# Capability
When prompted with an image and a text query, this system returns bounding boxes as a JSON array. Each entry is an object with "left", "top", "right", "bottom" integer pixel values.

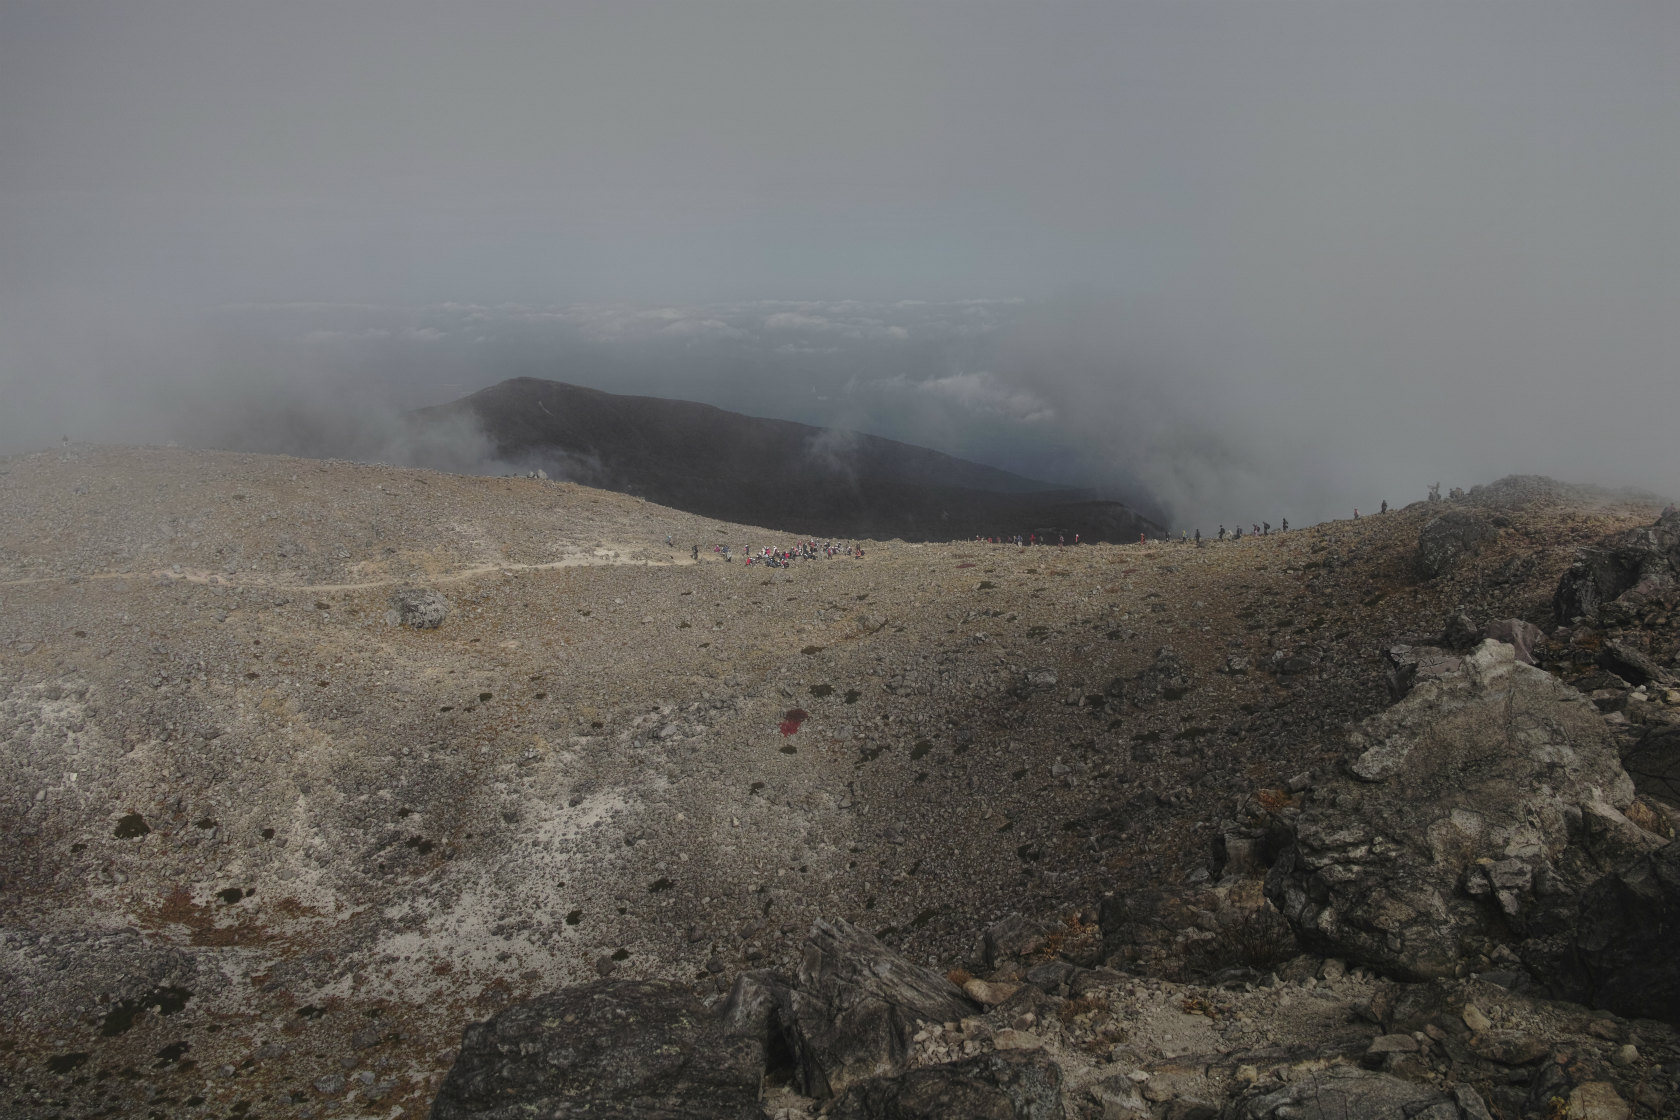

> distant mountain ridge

[{"left": 413, "top": 378, "right": 1163, "bottom": 542}]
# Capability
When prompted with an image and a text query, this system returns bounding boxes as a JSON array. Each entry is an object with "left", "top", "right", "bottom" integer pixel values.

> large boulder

[
  {"left": 1566, "top": 837, "right": 1680, "bottom": 1024},
  {"left": 1266, "top": 640, "right": 1663, "bottom": 983},
  {"left": 387, "top": 587, "right": 450, "bottom": 629},
  {"left": 828, "top": 1050, "right": 1064, "bottom": 1120},
  {"left": 1620, "top": 722, "right": 1680, "bottom": 809},
  {"left": 1415, "top": 511, "right": 1496, "bottom": 579},
  {"left": 1224, "top": 1067, "right": 1493, "bottom": 1120},
  {"left": 781, "top": 918, "right": 979, "bottom": 1099},
  {"left": 430, "top": 980, "right": 765, "bottom": 1120},
  {"left": 1554, "top": 508, "right": 1680, "bottom": 625}
]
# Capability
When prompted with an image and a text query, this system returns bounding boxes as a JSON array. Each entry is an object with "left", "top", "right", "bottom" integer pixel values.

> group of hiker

[
  {"left": 672, "top": 499, "right": 1401, "bottom": 564},
  {"left": 741, "top": 540, "right": 864, "bottom": 566},
  {"left": 972, "top": 532, "right": 1081, "bottom": 547},
  {"left": 677, "top": 538, "right": 865, "bottom": 566},
  {"left": 968, "top": 499, "right": 1395, "bottom": 550}
]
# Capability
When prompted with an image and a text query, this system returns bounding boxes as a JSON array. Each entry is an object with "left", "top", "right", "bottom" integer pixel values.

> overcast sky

[{"left": 2, "top": 2, "right": 1676, "bottom": 526}]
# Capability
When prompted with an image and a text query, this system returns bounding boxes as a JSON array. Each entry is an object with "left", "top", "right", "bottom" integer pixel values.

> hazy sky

[{"left": 2, "top": 2, "right": 1676, "bottom": 526}]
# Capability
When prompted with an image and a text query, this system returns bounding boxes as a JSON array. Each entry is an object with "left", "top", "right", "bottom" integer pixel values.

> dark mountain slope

[{"left": 414, "top": 378, "right": 1162, "bottom": 542}]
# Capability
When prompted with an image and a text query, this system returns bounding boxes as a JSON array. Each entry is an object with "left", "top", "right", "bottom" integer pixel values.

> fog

[{"left": 3, "top": 2, "right": 1676, "bottom": 528}]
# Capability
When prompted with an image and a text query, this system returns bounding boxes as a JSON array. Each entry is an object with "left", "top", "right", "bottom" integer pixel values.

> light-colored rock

[
  {"left": 1567, "top": 1081, "right": 1631, "bottom": 1120},
  {"left": 991, "top": 1028, "right": 1043, "bottom": 1050},
  {"left": 1268, "top": 640, "right": 1658, "bottom": 982},
  {"left": 963, "top": 977, "right": 1022, "bottom": 1005}
]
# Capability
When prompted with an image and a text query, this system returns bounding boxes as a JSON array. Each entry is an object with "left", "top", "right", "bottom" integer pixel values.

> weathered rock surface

[
  {"left": 1484, "top": 618, "right": 1545, "bottom": 666},
  {"left": 386, "top": 586, "right": 451, "bottom": 628},
  {"left": 1224, "top": 1067, "right": 1493, "bottom": 1120},
  {"left": 1267, "top": 640, "right": 1661, "bottom": 982},
  {"left": 1620, "top": 722, "right": 1680, "bottom": 809},
  {"left": 1416, "top": 511, "right": 1496, "bottom": 579},
  {"left": 430, "top": 980, "right": 764, "bottom": 1119},
  {"left": 827, "top": 1049, "right": 1063, "bottom": 1120},
  {"left": 782, "top": 918, "right": 979, "bottom": 1099},
  {"left": 1554, "top": 508, "right": 1680, "bottom": 624},
  {"left": 1565, "top": 837, "right": 1680, "bottom": 1024}
]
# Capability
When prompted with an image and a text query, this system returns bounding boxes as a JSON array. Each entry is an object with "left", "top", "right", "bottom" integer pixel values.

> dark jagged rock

[
  {"left": 782, "top": 918, "right": 979, "bottom": 1099},
  {"left": 1440, "top": 611, "right": 1481, "bottom": 651},
  {"left": 981, "top": 913, "right": 1050, "bottom": 970},
  {"left": 1565, "top": 838, "right": 1680, "bottom": 1024},
  {"left": 1223, "top": 1067, "right": 1493, "bottom": 1119},
  {"left": 1622, "top": 723, "right": 1680, "bottom": 809},
  {"left": 828, "top": 1050, "right": 1063, "bottom": 1120},
  {"left": 1554, "top": 508, "right": 1680, "bottom": 624},
  {"left": 1381, "top": 644, "right": 1459, "bottom": 702},
  {"left": 1598, "top": 639, "right": 1669, "bottom": 687},
  {"left": 1266, "top": 641, "right": 1661, "bottom": 982},
  {"left": 1415, "top": 511, "right": 1496, "bottom": 579},
  {"left": 429, "top": 980, "right": 764, "bottom": 1120}
]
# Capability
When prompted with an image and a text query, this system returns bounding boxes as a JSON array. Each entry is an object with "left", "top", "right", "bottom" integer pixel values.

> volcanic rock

[
  {"left": 1224, "top": 1067, "right": 1493, "bottom": 1120},
  {"left": 386, "top": 587, "right": 450, "bottom": 629},
  {"left": 1564, "top": 837, "right": 1680, "bottom": 1024},
  {"left": 827, "top": 1049, "right": 1063, "bottom": 1120},
  {"left": 1554, "top": 508, "right": 1680, "bottom": 624},
  {"left": 1484, "top": 618, "right": 1545, "bottom": 666},
  {"left": 1620, "top": 723, "right": 1680, "bottom": 809},
  {"left": 782, "top": 918, "right": 979, "bottom": 1099},
  {"left": 1416, "top": 511, "right": 1496, "bottom": 579},
  {"left": 430, "top": 980, "right": 764, "bottom": 1119},
  {"left": 1266, "top": 640, "right": 1660, "bottom": 981}
]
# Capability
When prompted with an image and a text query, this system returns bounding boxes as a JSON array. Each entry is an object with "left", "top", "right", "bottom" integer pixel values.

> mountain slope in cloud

[{"left": 414, "top": 378, "right": 1162, "bottom": 542}]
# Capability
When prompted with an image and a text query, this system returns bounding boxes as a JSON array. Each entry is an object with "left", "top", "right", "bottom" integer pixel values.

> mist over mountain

[
  {"left": 5, "top": 3, "right": 1676, "bottom": 527},
  {"left": 416, "top": 377, "right": 1163, "bottom": 543}
]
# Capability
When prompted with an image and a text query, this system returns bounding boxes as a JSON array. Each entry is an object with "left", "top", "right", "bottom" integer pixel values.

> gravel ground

[{"left": 0, "top": 444, "right": 1671, "bottom": 1119}]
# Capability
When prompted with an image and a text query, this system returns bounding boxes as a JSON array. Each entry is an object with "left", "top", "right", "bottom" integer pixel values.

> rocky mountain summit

[{"left": 2, "top": 446, "right": 1678, "bottom": 1119}]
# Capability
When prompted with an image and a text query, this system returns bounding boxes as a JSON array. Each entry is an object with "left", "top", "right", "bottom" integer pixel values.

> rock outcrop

[
  {"left": 1554, "top": 508, "right": 1680, "bottom": 625},
  {"left": 1415, "top": 511, "right": 1496, "bottom": 579},
  {"left": 1566, "top": 837, "right": 1680, "bottom": 1024},
  {"left": 429, "top": 980, "right": 765, "bottom": 1119},
  {"left": 828, "top": 1050, "right": 1063, "bottom": 1119},
  {"left": 1224, "top": 1067, "right": 1493, "bottom": 1120},
  {"left": 1266, "top": 640, "right": 1663, "bottom": 983},
  {"left": 1621, "top": 722, "right": 1680, "bottom": 809},
  {"left": 781, "top": 918, "right": 979, "bottom": 1099}
]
